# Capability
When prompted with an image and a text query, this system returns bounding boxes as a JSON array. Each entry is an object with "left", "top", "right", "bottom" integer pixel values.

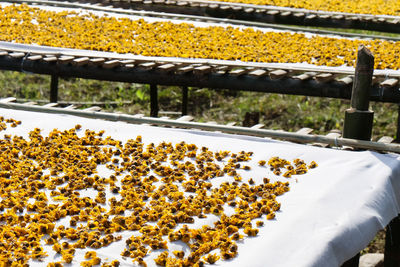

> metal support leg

[
  {"left": 396, "top": 104, "right": 400, "bottom": 143},
  {"left": 50, "top": 75, "right": 59, "bottom": 103},
  {"left": 150, "top": 84, "right": 158, "bottom": 117},
  {"left": 384, "top": 215, "right": 400, "bottom": 267},
  {"left": 182, "top": 86, "right": 188, "bottom": 116}
]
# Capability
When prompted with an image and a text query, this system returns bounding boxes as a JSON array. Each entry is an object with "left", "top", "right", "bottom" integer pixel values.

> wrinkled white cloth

[{"left": 1, "top": 108, "right": 399, "bottom": 267}]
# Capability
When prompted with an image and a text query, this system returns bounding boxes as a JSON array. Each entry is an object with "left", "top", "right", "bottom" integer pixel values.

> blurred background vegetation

[{"left": 0, "top": 70, "right": 397, "bottom": 140}]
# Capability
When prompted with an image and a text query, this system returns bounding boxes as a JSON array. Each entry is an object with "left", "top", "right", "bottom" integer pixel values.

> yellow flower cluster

[
  {"left": 267, "top": 157, "right": 317, "bottom": 177},
  {"left": 208, "top": 0, "right": 400, "bottom": 16},
  {"left": 0, "top": 117, "right": 317, "bottom": 266},
  {"left": 0, "top": 4, "right": 399, "bottom": 69},
  {"left": 0, "top": 116, "right": 21, "bottom": 131}
]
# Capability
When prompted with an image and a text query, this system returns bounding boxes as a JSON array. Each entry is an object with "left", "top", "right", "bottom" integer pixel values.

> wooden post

[
  {"left": 341, "top": 45, "right": 374, "bottom": 267},
  {"left": 384, "top": 216, "right": 400, "bottom": 267},
  {"left": 150, "top": 84, "right": 158, "bottom": 117},
  {"left": 50, "top": 75, "right": 59, "bottom": 103},
  {"left": 182, "top": 86, "right": 188, "bottom": 116},
  {"left": 343, "top": 45, "right": 374, "bottom": 140}
]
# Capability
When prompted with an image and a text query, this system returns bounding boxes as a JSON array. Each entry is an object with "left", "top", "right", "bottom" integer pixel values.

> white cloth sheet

[{"left": 1, "top": 108, "right": 399, "bottom": 267}]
